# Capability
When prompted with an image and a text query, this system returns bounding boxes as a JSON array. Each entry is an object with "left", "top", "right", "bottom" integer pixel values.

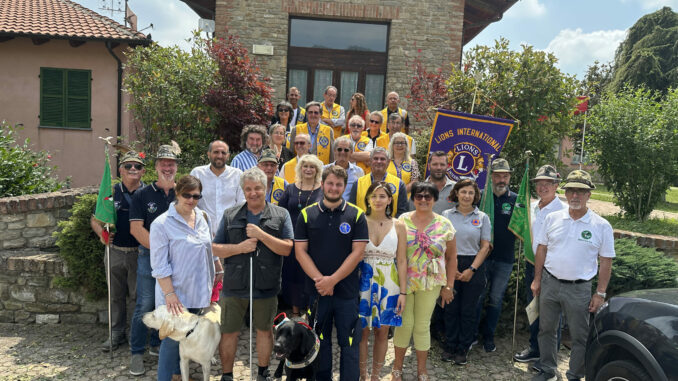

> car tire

[{"left": 594, "top": 360, "right": 650, "bottom": 381}]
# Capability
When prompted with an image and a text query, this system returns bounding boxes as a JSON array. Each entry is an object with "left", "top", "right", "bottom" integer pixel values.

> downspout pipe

[{"left": 105, "top": 41, "right": 123, "bottom": 175}]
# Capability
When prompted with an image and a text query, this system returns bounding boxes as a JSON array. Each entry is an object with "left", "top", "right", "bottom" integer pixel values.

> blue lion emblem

[
  {"left": 147, "top": 202, "right": 157, "bottom": 214},
  {"left": 339, "top": 222, "right": 351, "bottom": 234},
  {"left": 357, "top": 142, "right": 366, "bottom": 151},
  {"left": 387, "top": 183, "right": 397, "bottom": 194},
  {"left": 319, "top": 136, "right": 329, "bottom": 148},
  {"left": 402, "top": 162, "right": 411, "bottom": 172},
  {"left": 272, "top": 189, "right": 283, "bottom": 201}
]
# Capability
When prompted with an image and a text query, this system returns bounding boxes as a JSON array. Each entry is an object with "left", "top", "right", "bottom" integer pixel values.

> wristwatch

[
  {"left": 595, "top": 291, "right": 606, "bottom": 299},
  {"left": 469, "top": 265, "right": 477, "bottom": 273}
]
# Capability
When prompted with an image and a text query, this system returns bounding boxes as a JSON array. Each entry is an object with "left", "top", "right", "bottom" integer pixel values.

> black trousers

[{"left": 444, "top": 255, "right": 486, "bottom": 353}]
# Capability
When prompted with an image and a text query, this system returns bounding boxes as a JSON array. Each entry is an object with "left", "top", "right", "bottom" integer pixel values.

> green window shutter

[
  {"left": 40, "top": 68, "right": 65, "bottom": 127},
  {"left": 65, "top": 70, "right": 91, "bottom": 128}
]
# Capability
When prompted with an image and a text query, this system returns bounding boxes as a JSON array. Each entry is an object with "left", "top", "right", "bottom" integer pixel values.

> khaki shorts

[{"left": 219, "top": 296, "right": 277, "bottom": 334}]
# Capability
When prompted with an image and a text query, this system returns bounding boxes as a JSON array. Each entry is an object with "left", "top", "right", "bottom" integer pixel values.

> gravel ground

[
  {"left": 0, "top": 322, "right": 576, "bottom": 381},
  {"left": 567, "top": 196, "right": 678, "bottom": 220}
]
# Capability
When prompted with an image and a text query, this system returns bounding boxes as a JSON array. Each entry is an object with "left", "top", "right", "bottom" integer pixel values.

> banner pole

[
  {"left": 106, "top": 224, "right": 113, "bottom": 358},
  {"left": 511, "top": 240, "right": 522, "bottom": 361},
  {"left": 579, "top": 110, "right": 587, "bottom": 170}
]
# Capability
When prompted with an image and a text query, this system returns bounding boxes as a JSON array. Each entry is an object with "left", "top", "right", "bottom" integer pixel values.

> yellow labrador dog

[{"left": 143, "top": 303, "right": 221, "bottom": 381}]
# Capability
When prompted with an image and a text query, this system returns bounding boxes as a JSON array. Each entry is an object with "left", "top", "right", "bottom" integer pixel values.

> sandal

[
  {"left": 390, "top": 369, "right": 403, "bottom": 381},
  {"left": 371, "top": 361, "right": 384, "bottom": 381}
]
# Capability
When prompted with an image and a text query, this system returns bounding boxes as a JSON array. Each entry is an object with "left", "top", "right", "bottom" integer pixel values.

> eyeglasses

[
  {"left": 414, "top": 193, "right": 433, "bottom": 201},
  {"left": 394, "top": 141, "right": 408, "bottom": 146},
  {"left": 294, "top": 141, "right": 307, "bottom": 146},
  {"left": 565, "top": 188, "right": 589, "bottom": 195},
  {"left": 123, "top": 163, "right": 144, "bottom": 170},
  {"left": 349, "top": 123, "right": 363, "bottom": 128},
  {"left": 307, "top": 111, "right": 320, "bottom": 115},
  {"left": 278, "top": 109, "right": 291, "bottom": 113},
  {"left": 336, "top": 147, "right": 351, "bottom": 153},
  {"left": 181, "top": 193, "right": 202, "bottom": 200},
  {"left": 369, "top": 119, "right": 381, "bottom": 124},
  {"left": 272, "top": 131, "right": 286, "bottom": 136}
]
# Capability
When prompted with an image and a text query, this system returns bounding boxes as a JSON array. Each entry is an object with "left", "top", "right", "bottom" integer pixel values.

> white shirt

[
  {"left": 190, "top": 165, "right": 245, "bottom": 227},
  {"left": 530, "top": 196, "right": 566, "bottom": 253},
  {"left": 535, "top": 208, "right": 615, "bottom": 281}
]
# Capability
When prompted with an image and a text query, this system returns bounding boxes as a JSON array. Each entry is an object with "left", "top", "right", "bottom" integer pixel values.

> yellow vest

[
  {"left": 269, "top": 176, "right": 286, "bottom": 205},
  {"left": 376, "top": 133, "right": 414, "bottom": 152},
  {"left": 291, "top": 123, "right": 333, "bottom": 164},
  {"left": 380, "top": 107, "right": 408, "bottom": 133},
  {"left": 355, "top": 173, "right": 400, "bottom": 217},
  {"left": 283, "top": 157, "right": 297, "bottom": 184},
  {"left": 322, "top": 102, "right": 344, "bottom": 137},
  {"left": 342, "top": 134, "right": 372, "bottom": 174},
  {"left": 387, "top": 160, "right": 414, "bottom": 198},
  {"left": 295, "top": 106, "right": 306, "bottom": 125}
]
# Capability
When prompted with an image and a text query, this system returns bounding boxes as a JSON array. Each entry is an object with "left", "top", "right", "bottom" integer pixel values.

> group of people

[{"left": 91, "top": 88, "right": 614, "bottom": 381}]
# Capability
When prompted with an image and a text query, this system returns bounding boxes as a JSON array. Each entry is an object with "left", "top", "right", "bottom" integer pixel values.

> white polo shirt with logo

[
  {"left": 535, "top": 208, "right": 615, "bottom": 281},
  {"left": 530, "top": 197, "right": 567, "bottom": 254}
]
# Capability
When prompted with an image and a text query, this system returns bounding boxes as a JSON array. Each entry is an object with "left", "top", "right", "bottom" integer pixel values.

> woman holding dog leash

[
  {"left": 358, "top": 182, "right": 408, "bottom": 381},
  {"left": 150, "top": 175, "right": 222, "bottom": 381},
  {"left": 391, "top": 182, "right": 458, "bottom": 381}
]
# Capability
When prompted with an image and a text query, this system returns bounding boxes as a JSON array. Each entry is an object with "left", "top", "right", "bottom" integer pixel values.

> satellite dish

[{"left": 199, "top": 19, "right": 215, "bottom": 33}]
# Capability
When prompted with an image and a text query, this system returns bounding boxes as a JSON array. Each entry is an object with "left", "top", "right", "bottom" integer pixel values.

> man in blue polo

[
  {"left": 295, "top": 165, "right": 369, "bottom": 381},
  {"left": 476, "top": 158, "right": 517, "bottom": 353}
]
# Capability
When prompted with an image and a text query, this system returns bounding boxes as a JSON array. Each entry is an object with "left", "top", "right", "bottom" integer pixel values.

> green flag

[
  {"left": 94, "top": 146, "right": 117, "bottom": 226},
  {"left": 479, "top": 162, "right": 494, "bottom": 244},
  {"left": 508, "top": 162, "right": 534, "bottom": 263}
]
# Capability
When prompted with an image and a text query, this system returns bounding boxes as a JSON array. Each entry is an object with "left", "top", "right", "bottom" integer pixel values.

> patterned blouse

[{"left": 399, "top": 212, "right": 456, "bottom": 293}]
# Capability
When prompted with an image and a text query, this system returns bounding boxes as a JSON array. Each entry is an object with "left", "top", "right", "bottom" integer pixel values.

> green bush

[
  {"left": 53, "top": 194, "right": 107, "bottom": 299},
  {"left": 0, "top": 121, "right": 67, "bottom": 197}
]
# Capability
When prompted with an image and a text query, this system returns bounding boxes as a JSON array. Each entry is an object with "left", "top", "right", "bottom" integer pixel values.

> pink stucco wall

[{"left": 0, "top": 37, "right": 136, "bottom": 187}]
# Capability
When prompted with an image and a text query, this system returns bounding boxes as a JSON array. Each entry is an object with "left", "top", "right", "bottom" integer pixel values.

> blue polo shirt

[
  {"left": 294, "top": 200, "right": 369, "bottom": 299},
  {"left": 490, "top": 189, "right": 517, "bottom": 263},
  {"left": 129, "top": 182, "right": 176, "bottom": 246}
]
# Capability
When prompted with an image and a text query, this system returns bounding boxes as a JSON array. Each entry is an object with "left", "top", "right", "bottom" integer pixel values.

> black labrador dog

[{"left": 272, "top": 315, "right": 319, "bottom": 381}]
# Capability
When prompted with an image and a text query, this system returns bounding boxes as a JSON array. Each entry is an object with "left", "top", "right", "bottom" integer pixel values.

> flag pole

[
  {"left": 511, "top": 150, "right": 531, "bottom": 361},
  {"left": 579, "top": 110, "right": 587, "bottom": 170},
  {"left": 106, "top": 223, "right": 113, "bottom": 358}
]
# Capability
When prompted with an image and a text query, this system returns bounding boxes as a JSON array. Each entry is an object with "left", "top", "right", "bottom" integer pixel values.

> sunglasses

[
  {"left": 414, "top": 193, "right": 433, "bottom": 201},
  {"left": 307, "top": 111, "right": 320, "bottom": 115},
  {"left": 294, "top": 141, "right": 307, "bottom": 146},
  {"left": 336, "top": 147, "right": 350, "bottom": 153},
  {"left": 181, "top": 193, "right": 202, "bottom": 200},
  {"left": 369, "top": 119, "right": 381, "bottom": 124},
  {"left": 349, "top": 123, "right": 363, "bottom": 128},
  {"left": 123, "top": 163, "right": 144, "bottom": 170},
  {"left": 278, "top": 109, "right": 291, "bottom": 113}
]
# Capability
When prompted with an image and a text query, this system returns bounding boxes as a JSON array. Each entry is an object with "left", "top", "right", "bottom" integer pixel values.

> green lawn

[
  {"left": 605, "top": 215, "right": 678, "bottom": 237},
  {"left": 591, "top": 185, "right": 678, "bottom": 213}
]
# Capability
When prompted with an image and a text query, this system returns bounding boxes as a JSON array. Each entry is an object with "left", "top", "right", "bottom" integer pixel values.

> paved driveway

[{"left": 0, "top": 323, "right": 574, "bottom": 380}]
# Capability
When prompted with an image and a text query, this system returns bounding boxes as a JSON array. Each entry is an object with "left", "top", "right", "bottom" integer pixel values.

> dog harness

[{"left": 272, "top": 313, "right": 321, "bottom": 369}]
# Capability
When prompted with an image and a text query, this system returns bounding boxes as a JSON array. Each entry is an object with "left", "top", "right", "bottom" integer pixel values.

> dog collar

[
  {"left": 285, "top": 333, "right": 320, "bottom": 369},
  {"left": 185, "top": 321, "right": 199, "bottom": 338}
]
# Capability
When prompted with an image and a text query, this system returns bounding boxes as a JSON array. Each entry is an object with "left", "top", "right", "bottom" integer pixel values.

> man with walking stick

[
  {"left": 212, "top": 167, "right": 294, "bottom": 381},
  {"left": 92, "top": 149, "right": 145, "bottom": 352}
]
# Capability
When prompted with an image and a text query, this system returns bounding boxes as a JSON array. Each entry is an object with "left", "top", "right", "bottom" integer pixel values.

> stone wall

[
  {"left": 214, "top": 0, "right": 464, "bottom": 107},
  {"left": 0, "top": 187, "right": 97, "bottom": 250},
  {"left": 614, "top": 229, "right": 678, "bottom": 260}
]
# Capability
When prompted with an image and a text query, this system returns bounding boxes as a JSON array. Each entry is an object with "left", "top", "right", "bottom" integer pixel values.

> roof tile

[{"left": 0, "top": 0, "right": 149, "bottom": 42}]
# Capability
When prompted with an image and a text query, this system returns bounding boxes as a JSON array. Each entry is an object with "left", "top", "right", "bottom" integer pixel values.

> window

[
  {"left": 290, "top": 19, "right": 388, "bottom": 52},
  {"left": 40, "top": 67, "right": 91, "bottom": 129}
]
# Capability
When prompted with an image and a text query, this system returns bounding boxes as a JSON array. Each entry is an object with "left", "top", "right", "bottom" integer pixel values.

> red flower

[
  {"left": 537, "top": 115, "right": 548, "bottom": 122},
  {"left": 138, "top": 152, "right": 146, "bottom": 159},
  {"left": 47, "top": 155, "right": 52, "bottom": 159},
  {"left": 33, "top": 163, "right": 38, "bottom": 167}
]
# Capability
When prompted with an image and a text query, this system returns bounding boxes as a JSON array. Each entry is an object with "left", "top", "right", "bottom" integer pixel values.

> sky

[{"left": 74, "top": 0, "right": 678, "bottom": 80}]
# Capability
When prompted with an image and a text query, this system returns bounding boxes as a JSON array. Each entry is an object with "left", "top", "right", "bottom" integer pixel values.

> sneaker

[
  {"left": 440, "top": 351, "right": 454, "bottom": 362},
  {"left": 129, "top": 354, "right": 145, "bottom": 376},
  {"left": 531, "top": 371, "right": 556, "bottom": 381},
  {"left": 454, "top": 349, "right": 468, "bottom": 365},
  {"left": 483, "top": 338, "right": 496, "bottom": 353},
  {"left": 100, "top": 336, "right": 126, "bottom": 352},
  {"left": 467, "top": 339, "right": 478, "bottom": 351},
  {"left": 514, "top": 347, "right": 540, "bottom": 362},
  {"left": 220, "top": 374, "right": 234, "bottom": 381},
  {"left": 148, "top": 346, "right": 160, "bottom": 357},
  {"left": 257, "top": 369, "right": 273, "bottom": 381}
]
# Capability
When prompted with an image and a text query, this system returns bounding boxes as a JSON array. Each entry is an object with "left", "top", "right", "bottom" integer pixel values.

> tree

[
  {"left": 204, "top": 32, "right": 274, "bottom": 152},
  {"left": 587, "top": 86, "right": 678, "bottom": 220},
  {"left": 123, "top": 36, "right": 218, "bottom": 168},
  {"left": 446, "top": 39, "right": 579, "bottom": 177},
  {"left": 609, "top": 7, "right": 678, "bottom": 94},
  {"left": 0, "top": 121, "right": 66, "bottom": 197}
]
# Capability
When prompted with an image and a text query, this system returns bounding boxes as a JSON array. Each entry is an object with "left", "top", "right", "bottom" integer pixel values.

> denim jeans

[
  {"left": 478, "top": 259, "right": 514, "bottom": 341},
  {"left": 444, "top": 256, "right": 486, "bottom": 353},
  {"left": 130, "top": 247, "right": 160, "bottom": 355},
  {"left": 311, "top": 295, "right": 361, "bottom": 381},
  {"left": 157, "top": 307, "right": 202, "bottom": 381}
]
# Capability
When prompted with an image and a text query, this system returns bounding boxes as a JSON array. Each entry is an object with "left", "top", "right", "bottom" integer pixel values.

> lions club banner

[{"left": 425, "top": 109, "right": 513, "bottom": 189}]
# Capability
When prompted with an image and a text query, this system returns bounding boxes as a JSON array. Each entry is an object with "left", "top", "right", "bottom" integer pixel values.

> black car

[{"left": 586, "top": 288, "right": 678, "bottom": 381}]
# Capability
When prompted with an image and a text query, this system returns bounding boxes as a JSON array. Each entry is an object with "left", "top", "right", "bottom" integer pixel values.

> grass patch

[
  {"left": 605, "top": 215, "right": 678, "bottom": 237},
  {"left": 591, "top": 186, "right": 678, "bottom": 213}
]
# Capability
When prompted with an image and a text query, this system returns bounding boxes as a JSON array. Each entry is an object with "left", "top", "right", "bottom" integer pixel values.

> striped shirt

[
  {"left": 230, "top": 150, "right": 259, "bottom": 172},
  {"left": 150, "top": 204, "right": 216, "bottom": 309}
]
